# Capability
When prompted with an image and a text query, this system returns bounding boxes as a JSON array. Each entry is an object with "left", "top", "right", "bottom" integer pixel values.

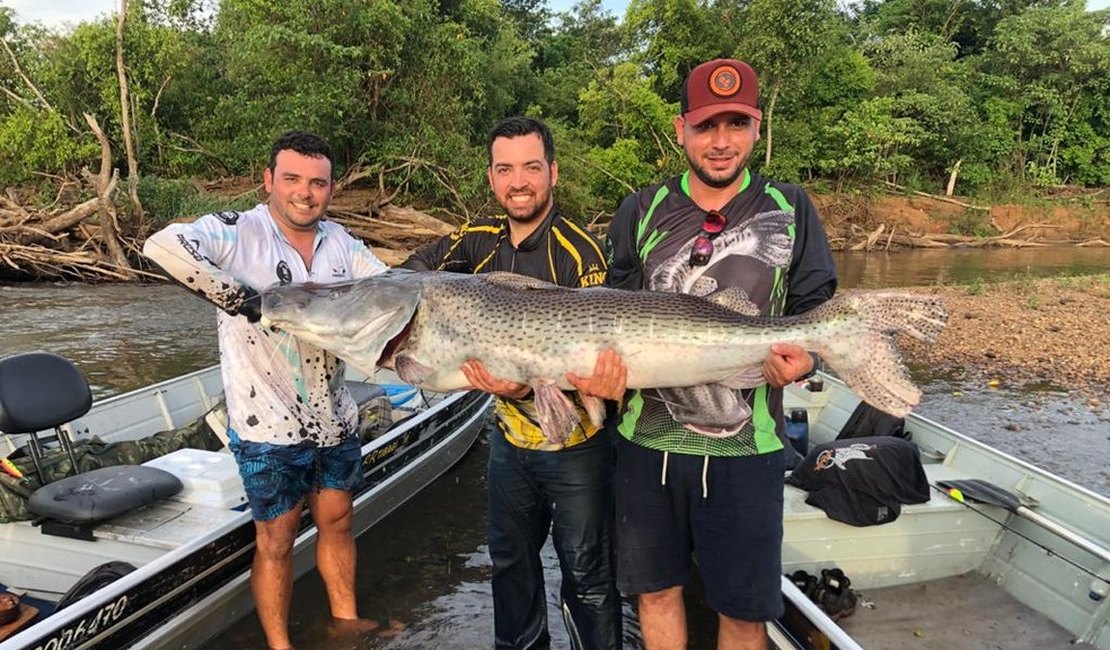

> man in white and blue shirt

[{"left": 143, "top": 131, "right": 389, "bottom": 650}]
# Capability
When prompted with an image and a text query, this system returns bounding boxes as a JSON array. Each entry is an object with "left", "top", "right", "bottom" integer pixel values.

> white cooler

[{"left": 143, "top": 448, "right": 247, "bottom": 510}]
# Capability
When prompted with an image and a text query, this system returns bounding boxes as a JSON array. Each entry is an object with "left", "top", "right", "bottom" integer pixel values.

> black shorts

[{"left": 614, "top": 435, "right": 785, "bottom": 621}]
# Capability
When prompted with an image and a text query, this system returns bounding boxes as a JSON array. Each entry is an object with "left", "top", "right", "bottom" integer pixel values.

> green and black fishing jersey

[
  {"left": 605, "top": 169, "right": 837, "bottom": 457},
  {"left": 400, "top": 207, "right": 608, "bottom": 451}
]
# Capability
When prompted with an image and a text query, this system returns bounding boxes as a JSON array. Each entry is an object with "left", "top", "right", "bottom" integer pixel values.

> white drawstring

[
  {"left": 701, "top": 455, "right": 710, "bottom": 499},
  {"left": 660, "top": 451, "right": 709, "bottom": 497}
]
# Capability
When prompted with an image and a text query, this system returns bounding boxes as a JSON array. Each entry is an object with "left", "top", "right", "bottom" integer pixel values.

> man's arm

[
  {"left": 552, "top": 215, "right": 608, "bottom": 289},
  {"left": 142, "top": 217, "right": 260, "bottom": 320},
  {"left": 784, "top": 191, "right": 837, "bottom": 316},
  {"left": 602, "top": 194, "right": 644, "bottom": 290},
  {"left": 347, "top": 236, "right": 390, "bottom": 279},
  {"left": 399, "top": 229, "right": 472, "bottom": 272}
]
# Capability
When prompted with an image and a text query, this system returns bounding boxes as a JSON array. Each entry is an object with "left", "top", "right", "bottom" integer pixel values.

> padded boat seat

[
  {"left": 1, "top": 352, "right": 184, "bottom": 536},
  {"left": 28, "top": 465, "right": 182, "bottom": 524},
  {"left": 0, "top": 352, "right": 92, "bottom": 482}
]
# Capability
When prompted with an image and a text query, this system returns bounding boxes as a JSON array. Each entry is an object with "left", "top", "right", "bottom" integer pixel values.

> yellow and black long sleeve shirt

[{"left": 400, "top": 207, "right": 607, "bottom": 450}]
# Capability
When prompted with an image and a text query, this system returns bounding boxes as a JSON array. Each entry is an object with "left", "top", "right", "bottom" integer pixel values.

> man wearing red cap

[{"left": 599, "top": 58, "right": 838, "bottom": 648}]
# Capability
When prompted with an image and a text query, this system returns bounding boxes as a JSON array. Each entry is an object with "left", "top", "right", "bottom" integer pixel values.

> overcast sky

[{"left": 6, "top": 0, "right": 1109, "bottom": 30}]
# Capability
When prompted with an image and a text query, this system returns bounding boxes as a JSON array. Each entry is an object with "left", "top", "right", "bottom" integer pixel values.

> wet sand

[{"left": 900, "top": 274, "right": 1110, "bottom": 400}]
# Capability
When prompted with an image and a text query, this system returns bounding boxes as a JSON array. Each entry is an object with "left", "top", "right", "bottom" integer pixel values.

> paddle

[{"left": 938, "top": 478, "right": 1110, "bottom": 564}]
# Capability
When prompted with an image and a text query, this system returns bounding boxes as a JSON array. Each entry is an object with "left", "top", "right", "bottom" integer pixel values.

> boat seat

[
  {"left": 0, "top": 352, "right": 92, "bottom": 483},
  {"left": 784, "top": 462, "right": 983, "bottom": 520},
  {"left": 0, "top": 352, "right": 183, "bottom": 538},
  {"left": 28, "top": 465, "right": 182, "bottom": 525}
]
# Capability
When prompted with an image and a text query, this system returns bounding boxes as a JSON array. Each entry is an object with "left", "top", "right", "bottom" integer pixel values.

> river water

[{"left": 1, "top": 246, "right": 1107, "bottom": 649}]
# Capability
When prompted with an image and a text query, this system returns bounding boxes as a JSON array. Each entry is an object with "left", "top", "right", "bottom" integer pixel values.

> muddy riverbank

[{"left": 900, "top": 274, "right": 1110, "bottom": 401}]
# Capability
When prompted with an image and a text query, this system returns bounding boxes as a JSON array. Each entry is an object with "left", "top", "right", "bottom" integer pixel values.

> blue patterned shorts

[{"left": 227, "top": 429, "right": 365, "bottom": 521}]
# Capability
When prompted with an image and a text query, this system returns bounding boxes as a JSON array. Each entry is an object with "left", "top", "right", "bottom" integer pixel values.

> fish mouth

[
  {"left": 376, "top": 313, "right": 415, "bottom": 367},
  {"left": 259, "top": 273, "right": 424, "bottom": 374}
]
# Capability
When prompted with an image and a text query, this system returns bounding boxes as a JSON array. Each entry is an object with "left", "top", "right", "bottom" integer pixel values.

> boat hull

[{"left": 1, "top": 384, "right": 491, "bottom": 650}]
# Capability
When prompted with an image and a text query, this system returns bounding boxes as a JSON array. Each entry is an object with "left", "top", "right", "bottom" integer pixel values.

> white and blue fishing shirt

[{"left": 143, "top": 203, "right": 388, "bottom": 447}]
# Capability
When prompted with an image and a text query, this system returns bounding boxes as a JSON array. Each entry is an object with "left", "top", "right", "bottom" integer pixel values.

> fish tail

[{"left": 812, "top": 291, "right": 948, "bottom": 417}]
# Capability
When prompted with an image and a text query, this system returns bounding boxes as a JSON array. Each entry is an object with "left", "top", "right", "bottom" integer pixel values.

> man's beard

[
  {"left": 686, "top": 150, "right": 749, "bottom": 189},
  {"left": 503, "top": 190, "right": 552, "bottom": 224}
]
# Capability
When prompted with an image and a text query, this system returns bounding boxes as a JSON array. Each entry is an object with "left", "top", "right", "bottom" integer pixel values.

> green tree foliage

[
  {"left": 623, "top": 0, "right": 732, "bottom": 100},
  {"left": 1, "top": 0, "right": 1107, "bottom": 221},
  {"left": 981, "top": 3, "right": 1110, "bottom": 186},
  {"left": 823, "top": 96, "right": 926, "bottom": 182},
  {"left": 734, "top": 0, "right": 840, "bottom": 168}
]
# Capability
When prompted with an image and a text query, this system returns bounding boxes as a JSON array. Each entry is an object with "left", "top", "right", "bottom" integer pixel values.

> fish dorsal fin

[
  {"left": 483, "top": 272, "right": 557, "bottom": 290},
  {"left": 707, "top": 287, "right": 760, "bottom": 316}
]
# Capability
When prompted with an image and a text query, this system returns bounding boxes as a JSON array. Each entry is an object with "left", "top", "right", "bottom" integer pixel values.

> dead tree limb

[
  {"left": 116, "top": 0, "right": 144, "bottom": 232},
  {"left": 570, "top": 153, "right": 636, "bottom": 194},
  {"left": 1, "top": 39, "right": 58, "bottom": 117},
  {"left": 82, "top": 112, "right": 135, "bottom": 278},
  {"left": 883, "top": 180, "right": 991, "bottom": 211}
]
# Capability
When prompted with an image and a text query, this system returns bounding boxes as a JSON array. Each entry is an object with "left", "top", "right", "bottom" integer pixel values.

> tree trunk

[
  {"left": 763, "top": 83, "right": 779, "bottom": 168},
  {"left": 116, "top": 0, "right": 144, "bottom": 233},
  {"left": 83, "top": 112, "right": 134, "bottom": 279},
  {"left": 945, "top": 159, "right": 962, "bottom": 197}
]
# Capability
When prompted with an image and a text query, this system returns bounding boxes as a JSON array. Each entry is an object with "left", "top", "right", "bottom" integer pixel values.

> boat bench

[
  {"left": 783, "top": 459, "right": 982, "bottom": 520},
  {"left": 94, "top": 498, "right": 243, "bottom": 550},
  {"left": 783, "top": 461, "right": 1009, "bottom": 589}
]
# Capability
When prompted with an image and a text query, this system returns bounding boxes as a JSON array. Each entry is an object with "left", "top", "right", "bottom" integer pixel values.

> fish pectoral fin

[
  {"left": 533, "top": 383, "right": 582, "bottom": 446},
  {"left": 579, "top": 394, "right": 606, "bottom": 428},
  {"left": 394, "top": 356, "right": 434, "bottom": 386},
  {"left": 718, "top": 366, "right": 767, "bottom": 389},
  {"left": 652, "top": 385, "right": 753, "bottom": 438},
  {"left": 483, "top": 272, "right": 558, "bottom": 290}
]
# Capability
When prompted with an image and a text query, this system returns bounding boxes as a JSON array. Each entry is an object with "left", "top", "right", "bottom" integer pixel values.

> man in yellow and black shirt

[{"left": 400, "top": 116, "right": 618, "bottom": 650}]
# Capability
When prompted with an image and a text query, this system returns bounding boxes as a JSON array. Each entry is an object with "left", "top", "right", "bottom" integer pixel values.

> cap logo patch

[{"left": 709, "top": 65, "right": 741, "bottom": 97}]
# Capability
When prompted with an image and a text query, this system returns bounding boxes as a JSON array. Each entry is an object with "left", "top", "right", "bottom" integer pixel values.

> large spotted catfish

[{"left": 261, "top": 271, "right": 947, "bottom": 445}]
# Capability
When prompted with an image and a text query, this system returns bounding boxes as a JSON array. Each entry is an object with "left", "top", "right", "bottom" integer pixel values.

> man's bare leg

[
  {"left": 306, "top": 488, "right": 358, "bottom": 619},
  {"left": 638, "top": 585, "right": 687, "bottom": 650},
  {"left": 718, "top": 615, "right": 767, "bottom": 650},
  {"left": 307, "top": 489, "right": 405, "bottom": 638},
  {"left": 252, "top": 504, "right": 304, "bottom": 650}
]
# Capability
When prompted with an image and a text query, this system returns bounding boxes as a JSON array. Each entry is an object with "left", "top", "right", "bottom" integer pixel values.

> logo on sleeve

[
  {"left": 276, "top": 260, "right": 293, "bottom": 285},
  {"left": 214, "top": 211, "right": 241, "bottom": 226}
]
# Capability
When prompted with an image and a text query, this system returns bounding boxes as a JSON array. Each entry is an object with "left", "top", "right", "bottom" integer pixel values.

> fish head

[{"left": 260, "top": 270, "right": 424, "bottom": 375}]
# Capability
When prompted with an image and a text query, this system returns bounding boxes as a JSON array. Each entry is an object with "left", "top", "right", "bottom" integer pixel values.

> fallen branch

[
  {"left": 883, "top": 180, "right": 991, "bottom": 211},
  {"left": 850, "top": 224, "right": 886, "bottom": 251}
]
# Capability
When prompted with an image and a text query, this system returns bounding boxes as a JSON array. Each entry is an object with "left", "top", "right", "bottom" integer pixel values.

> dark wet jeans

[{"left": 487, "top": 428, "right": 621, "bottom": 650}]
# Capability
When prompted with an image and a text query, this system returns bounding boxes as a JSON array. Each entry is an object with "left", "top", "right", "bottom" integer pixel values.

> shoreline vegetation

[
  {"left": 1, "top": 180, "right": 1107, "bottom": 277},
  {"left": 2, "top": 2, "right": 1108, "bottom": 280}
]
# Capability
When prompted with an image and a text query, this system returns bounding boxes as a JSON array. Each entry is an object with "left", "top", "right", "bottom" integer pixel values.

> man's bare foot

[{"left": 329, "top": 617, "right": 406, "bottom": 639}]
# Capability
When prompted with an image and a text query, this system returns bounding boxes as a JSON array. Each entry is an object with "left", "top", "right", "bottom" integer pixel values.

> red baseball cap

[{"left": 680, "top": 58, "right": 762, "bottom": 125}]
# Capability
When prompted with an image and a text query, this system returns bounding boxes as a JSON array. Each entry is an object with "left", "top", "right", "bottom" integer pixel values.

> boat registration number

[{"left": 33, "top": 595, "right": 129, "bottom": 650}]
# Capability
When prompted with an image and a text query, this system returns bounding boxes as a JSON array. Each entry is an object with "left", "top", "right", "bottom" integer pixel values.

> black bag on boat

[
  {"left": 786, "top": 436, "right": 929, "bottom": 526},
  {"left": 835, "top": 401, "right": 907, "bottom": 440}
]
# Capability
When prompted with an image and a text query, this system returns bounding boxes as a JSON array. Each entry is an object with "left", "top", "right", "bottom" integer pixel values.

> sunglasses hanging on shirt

[{"left": 689, "top": 210, "right": 727, "bottom": 267}]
